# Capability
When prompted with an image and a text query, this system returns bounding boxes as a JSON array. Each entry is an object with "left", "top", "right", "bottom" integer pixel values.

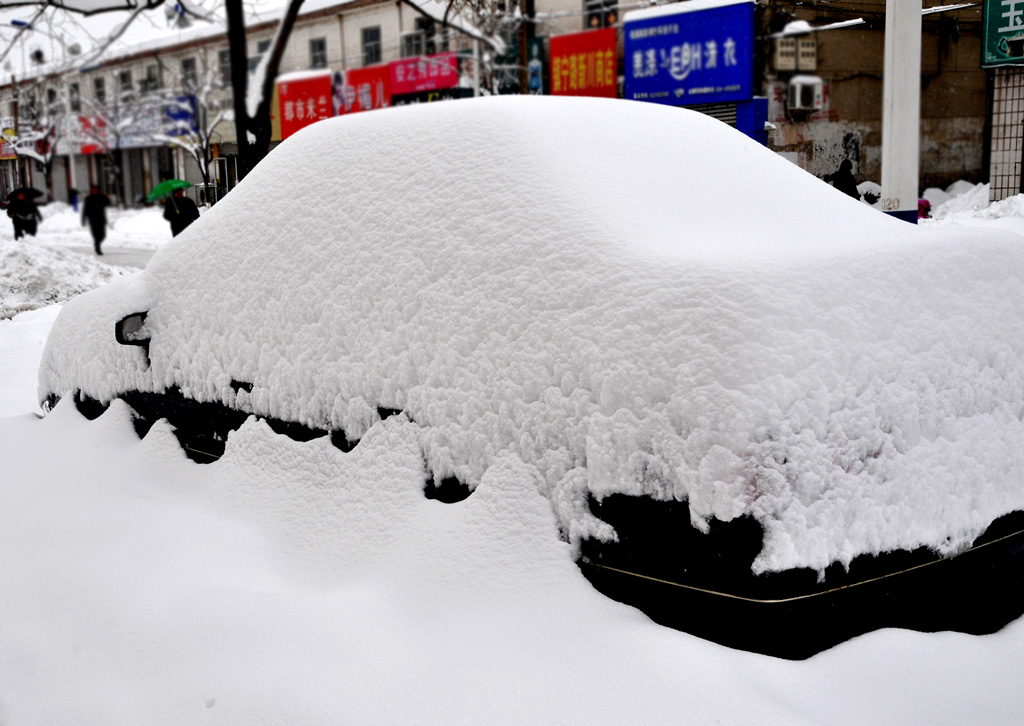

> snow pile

[
  {"left": 39, "top": 96, "right": 1024, "bottom": 574},
  {"left": 929, "top": 181, "right": 992, "bottom": 220},
  {"left": 5, "top": 376, "right": 1023, "bottom": 724},
  {"left": 0, "top": 237, "right": 133, "bottom": 319},
  {"left": 0, "top": 306, "right": 60, "bottom": 416},
  {"left": 925, "top": 182, "right": 1024, "bottom": 237},
  {"left": 36, "top": 202, "right": 85, "bottom": 234},
  {"left": 34, "top": 202, "right": 172, "bottom": 249},
  {"left": 109, "top": 206, "right": 176, "bottom": 246}
]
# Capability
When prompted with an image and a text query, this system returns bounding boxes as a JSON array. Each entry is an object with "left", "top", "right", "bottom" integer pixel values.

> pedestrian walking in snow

[
  {"left": 163, "top": 189, "right": 200, "bottom": 237},
  {"left": 6, "top": 191, "right": 43, "bottom": 239},
  {"left": 823, "top": 159, "right": 861, "bottom": 201},
  {"left": 82, "top": 186, "right": 111, "bottom": 255}
]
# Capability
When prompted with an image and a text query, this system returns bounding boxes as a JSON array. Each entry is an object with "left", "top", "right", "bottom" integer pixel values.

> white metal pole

[{"left": 880, "top": 0, "right": 922, "bottom": 223}]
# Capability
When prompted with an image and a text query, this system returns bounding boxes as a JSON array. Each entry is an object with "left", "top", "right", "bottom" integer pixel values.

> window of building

[
  {"left": 584, "top": 0, "right": 617, "bottom": 29},
  {"left": 402, "top": 18, "right": 437, "bottom": 58},
  {"left": 46, "top": 87, "right": 58, "bottom": 111},
  {"left": 181, "top": 57, "right": 198, "bottom": 92},
  {"left": 94, "top": 77, "right": 106, "bottom": 106},
  {"left": 310, "top": 37, "right": 327, "bottom": 68},
  {"left": 401, "top": 30, "right": 423, "bottom": 58},
  {"left": 248, "top": 39, "right": 272, "bottom": 72},
  {"left": 139, "top": 64, "right": 162, "bottom": 94},
  {"left": 218, "top": 49, "right": 232, "bottom": 87},
  {"left": 69, "top": 82, "right": 81, "bottom": 113},
  {"left": 362, "top": 26, "right": 382, "bottom": 66},
  {"left": 118, "top": 70, "right": 133, "bottom": 99}
]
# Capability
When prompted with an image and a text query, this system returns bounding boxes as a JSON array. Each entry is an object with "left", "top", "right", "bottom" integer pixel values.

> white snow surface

[
  {"left": 37, "top": 96, "right": 1024, "bottom": 575},
  {"left": 2, "top": 370, "right": 1022, "bottom": 725},
  {"left": 0, "top": 236, "right": 131, "bottom": 319}
]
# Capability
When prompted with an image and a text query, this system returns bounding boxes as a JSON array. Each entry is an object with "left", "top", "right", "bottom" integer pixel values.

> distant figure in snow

[
  {"left": 6, "top": 191, "right": 42, "bottom": 239},
  {"left": 823, "top": 159, "right": 861, "bottom": 200},
  {"left": 81, "top": 186, "right": 111, "bottom": 255},
  {"left": 163, "top": 188, "right": 200, "bottom": 237}
]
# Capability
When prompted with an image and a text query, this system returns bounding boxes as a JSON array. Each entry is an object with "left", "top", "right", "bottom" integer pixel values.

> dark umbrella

[
  {"left": 146, "top": 179, "right": 193, "bottom": 203},
  {"left": 5, "top": 187, "right": 44, "bottom": 201}
]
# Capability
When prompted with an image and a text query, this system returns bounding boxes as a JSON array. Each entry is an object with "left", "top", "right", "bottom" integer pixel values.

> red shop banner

[
  {"left": 389, "top": 52, "right": 459, "bottom": 96},
  {"left": 78, "top": 116, "right": 109, "bottom": 154},
  {"left": 333, "top": 65, "right": 391, "bottom": 115},
  {"left": 549, "top": 28, "right": 617, "bottom": 98},
  {"left": 277, "top": 71, "right": 333, "bottom": 140}
]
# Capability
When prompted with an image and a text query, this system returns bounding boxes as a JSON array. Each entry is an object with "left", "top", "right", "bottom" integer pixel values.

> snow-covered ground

[
  {"left": 0, "top": 202, "right": 169, "bottom": 319},
  {"left": 2, "top": 142, "right": 1024, "bottom": 722}
]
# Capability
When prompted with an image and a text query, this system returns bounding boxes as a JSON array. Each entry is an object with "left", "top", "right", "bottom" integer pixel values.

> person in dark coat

[
  {"left": 7, "top": 191, "right": 43, "bottom": 239},
  {"left": 823, "top": 159, "right": 861, "bottom": 200},
  {"left": 81, "top": 185, "right": 111, "bottom": 255},
  {"left": 163, "top": 188, "right": 201, "bottom": 237}
]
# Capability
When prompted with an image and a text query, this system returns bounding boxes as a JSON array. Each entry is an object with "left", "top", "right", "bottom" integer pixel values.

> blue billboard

[
  {"left": 164, "top": 96, "right": 198, "bottom": 136},
  {"left": 624, "top": 1, "right": 754, "bottom": 107}
]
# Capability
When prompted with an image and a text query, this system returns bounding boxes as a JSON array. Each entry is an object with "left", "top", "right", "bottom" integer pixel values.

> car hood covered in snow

[{"left": 39, "top": 95, "right": 1024, "bottom": 574}]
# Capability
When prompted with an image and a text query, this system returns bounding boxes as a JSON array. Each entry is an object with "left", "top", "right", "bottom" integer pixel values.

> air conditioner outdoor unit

[{"left": 787, "top": 75, "right": 824, "bottom": 112}]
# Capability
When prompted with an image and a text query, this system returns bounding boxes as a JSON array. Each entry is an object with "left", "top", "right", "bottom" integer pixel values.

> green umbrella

[{"left": 146, "top": 179, "right": 193, "bottom": 203}]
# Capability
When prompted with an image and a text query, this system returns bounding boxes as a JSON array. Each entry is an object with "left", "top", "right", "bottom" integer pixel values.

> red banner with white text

[
  {"left": 277, "top": 72, "right": 333, "bottom": 140},
  {"left": 389, "top": 52, "right": 460, "bottom": 96}
]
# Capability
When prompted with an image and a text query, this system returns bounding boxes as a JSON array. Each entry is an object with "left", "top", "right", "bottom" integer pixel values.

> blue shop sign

[
  {"left": 164, "top": 96, "right": 198, "bottom": 135},
  {"left": 624, "top": 1, "right": 754, "bottom": 106}
]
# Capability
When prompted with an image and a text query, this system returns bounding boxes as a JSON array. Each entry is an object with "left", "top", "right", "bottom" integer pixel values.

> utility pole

[{"left": 880, "top": 0, "right": 921, "bottom": 223}]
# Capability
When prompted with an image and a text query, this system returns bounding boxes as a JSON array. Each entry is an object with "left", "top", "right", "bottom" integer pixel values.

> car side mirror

[{"left": 115, "top": 311, "right": 151, "bottom": 366}]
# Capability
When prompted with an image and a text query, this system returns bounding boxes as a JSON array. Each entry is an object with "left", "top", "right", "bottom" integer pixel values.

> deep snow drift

[{"left": 38, "top": 96, "right": 1024, "bottom": 575}]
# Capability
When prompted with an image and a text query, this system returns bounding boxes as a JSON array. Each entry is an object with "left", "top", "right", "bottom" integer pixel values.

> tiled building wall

[{"left": 990, "top": 67, "right": 1024, "bottom": 202}]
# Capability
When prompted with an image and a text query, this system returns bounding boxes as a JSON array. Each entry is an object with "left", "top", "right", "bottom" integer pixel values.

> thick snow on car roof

[{"left": 39, "top": 95, "right": 1024, "bottom": 574}]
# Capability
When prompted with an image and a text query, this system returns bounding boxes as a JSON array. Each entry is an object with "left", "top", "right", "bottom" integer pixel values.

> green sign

[{"left": 984, "top": 0, "right": 1024, "bottom": 66}]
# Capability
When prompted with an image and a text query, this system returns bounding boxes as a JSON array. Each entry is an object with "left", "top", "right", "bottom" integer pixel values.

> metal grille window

[
  {"left": 139, "top": 64, "right": 162, "bottom": 94},
  {"left": 248, "top": 39, "right": 272, "bottom": 72},
  {"left": 401, "top": 31, "right": 424, "bottom": 58},
  {"left": 94, "top": 77, "right": 106, "bottom": 106},
  {"left": 181, "top": 57, "right": 198, "bottom": 92},
  {"left": 401, "top": 18, "right": 436, "bottom": 58},
  {"left": 585, "top": 0, "right": 617, "bottom": 29},
  {"left": 218, "top": 50, "right": 231, "bottom": 87},
  {"left": 362, "top": 26, "right": 382, "bottom": 66},
  {"left": 310, "top": 37, "right": 327, "bottom": 68},
  {"left": 990, "top": 67, "right": 1024, "bottom": 201},
  {"left": 118, "top": 70, "right": 133, "bottom": 99}
]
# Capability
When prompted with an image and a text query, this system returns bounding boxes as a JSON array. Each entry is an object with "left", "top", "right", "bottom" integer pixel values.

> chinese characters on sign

[
  {"left": 277, "top": 72, "right": 333, "bottom": 140},
  {"left": 983, "top": 0, "right": 1024, "bottom": 66},
  {"left": 333, "top": 65, "right": 391, "bottom": 115},
  {"left": 549, "top": 28, "right": 617, "bottom": 98},
  {"left": 388, "top": 52, "right": 459, "bottom": 96},
  {"left": 623, "top": 1, "right": 754, "bottom": 106}
]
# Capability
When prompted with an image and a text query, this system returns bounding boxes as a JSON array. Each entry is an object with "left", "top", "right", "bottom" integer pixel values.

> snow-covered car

[{"left": 39, "top": 96, "right": 1024, "bottom": 658}]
